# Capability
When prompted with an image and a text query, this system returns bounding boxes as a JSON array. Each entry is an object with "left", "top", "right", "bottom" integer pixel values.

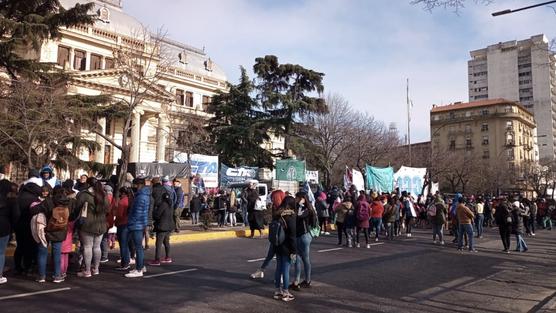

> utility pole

[
  {"left": 407, "top": 78, "right": 412, "bottom": 167},
  {"left": 492, "top": 0, "right": 556, "bottom": 16}
]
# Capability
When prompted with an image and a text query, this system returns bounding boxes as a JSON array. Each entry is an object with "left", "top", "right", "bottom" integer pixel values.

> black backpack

[{"left": 268, "top": 217, "right": 286, "bottom": 246}]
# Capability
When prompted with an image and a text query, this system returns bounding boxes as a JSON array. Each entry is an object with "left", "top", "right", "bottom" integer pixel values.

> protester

[
  {"left": 511, "top": 198, "right": 528, "bottom": 252},
  {"left": 431, "top": 194, "right": 447, "bottom": 245},
  {"left": 335, "top": 196, "right": 353, "bottom": 247},
  {"left": 125, "top": 178, "right": 150, "bottom": 278},
  {"left": 494, "top": 198, "right": 512, "bottom": 253},
  {"left": 74, "top": 174, "right": 89, "bottom": 192},
  {"left": 100, "top": 184, "right": 114, "bottom": 263},
  {"left": 40, "top": 165, "right": 59, "bottom": 189},
  {"left": 115, "top": 187, "right": 133, "bottom": 271},
  {"left": 355, "top": 194, "right": 371, "bottom": 248},
  {"left": 228, "top": 190, "right": 238, "bottom": 227},
  {"left": 290, "top": 192, "right": 314, "bottom": 291},
  {"left": 244, "top": 180, "right": 263, "bottom": 238},
  {"left": 383, "top": 196, "right": 396, "bottom": 240},
  {"left": 150, "top": 179, "right": 174, "bottom": 266},
  {"left": 402, "top": 192, "right": 416, "bottom": 237},
  {"left": 370, "top": 195, "right": 385, "bottom": 241},
  {"left": 529, "top": 199, "right": 537, "bottom": 236},
  {"left": 316, "top": 192, "right": 330, "bottom": 235},
  {"left": 173, "top": 179, "right": 185, "bottom": 233},
  {"left": 0, "top": 179, "right": 18, "bottom": 284},
  {"left": 190, "top": 194, "right": 202, "bottom": 225},
  {"left": 475, "top": 198, "right": 485, "bottom": 238},
  {"left": 271, "top": 196, "right": 296, "bottom": 302},
  {"left": 456, "top": 196, "right": 476, "bottom": 252}
]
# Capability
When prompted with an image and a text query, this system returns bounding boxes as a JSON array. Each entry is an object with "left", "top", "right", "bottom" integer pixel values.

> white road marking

[
  {"left": 247, "top": 257, "right": 275, "bottom": 263},
  {"left": 369, "top": 242, "right": 385, "bottom": 246},
  {"left": 0, "top": 287, "right": 71, "bottom": 301},
  {"left": 318, "top": 248, "right": 343, "bottom": 253},
  {"left": 144, "top": 268, "right": 198, "bottom": 279}
]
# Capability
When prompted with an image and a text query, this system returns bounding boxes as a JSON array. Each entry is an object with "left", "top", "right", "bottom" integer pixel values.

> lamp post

[{"left": 492, "top": 0, "right": 556, "bottom": 16}]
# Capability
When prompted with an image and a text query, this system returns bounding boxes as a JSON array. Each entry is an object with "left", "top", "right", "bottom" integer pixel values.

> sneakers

[
  {"left": 125, "top": 270, "right": 143, "bottom": 278},
  {"left": 281, "top": 290, "right": 295, "bottom": 302},
  {"left": 160, "top": 257, "right": 173, "bottom": 264},
  {"left": 273, "top": 289, "right": 283, "bottom": 300},
  {"left": 142, "top": 266, "right": 147, "bottom": 273},
  {"left": 356, "top": 243, "right": 361, "bottom": 248},
  {"left": 433, "top": 240, "right": 438, "bottom": 245},
  {"left": 116, "top": 265, "right": 131, "bottom": 271},
  {"left": 129, "top": 258, "right": 136, "bottom": 265},
  {"left": 469, "top": 249, "right": 478, "bottom": 253},
  {"left": 440, "top": 241, "right": 445, "bottom": 245},
  {"left": 289, "top": 283, "right": 301, "bottom": 291},
  {"left": 375, "top": 238, "right": 379, "bottom": 242},
  {"left": 250, "top": 269, "right": 264, "bottom": 279},
  {"left": 53, "top": 276, "right": 65, "bottom": 283},
  {"left": 299, "top": 280, "right": 311, "bottom": 288},
  {"left": 92, "top": 268, "right": 100, "bottom": 276},
  {"left": 148, "top": 260, "right": 161, "bottom": 266},
  {"left": 0, "top": 277, "right": 6, "bottom": 284},
  {"left": 100, "top": 258, "right": 109, "bottom": 263},
  {"left": 324, "top": 232, "right": 331, "bottom": 235},
  {"left": 36, "top": 276, "right": 46, "bottom": 283},
  {"left": 366, "top": 244, "right": 371, "bottom": 249},
  {"left": 77, "top": 271, "right": 91, "bottom": 278}
]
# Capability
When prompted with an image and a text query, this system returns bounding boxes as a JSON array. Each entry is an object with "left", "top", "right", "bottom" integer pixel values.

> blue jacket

[
  {"left": 128, "top": 187, "right": 151, "bottom": 231},
  {"left": 174, "top": 186, "right": 185, "bottom": 209}
]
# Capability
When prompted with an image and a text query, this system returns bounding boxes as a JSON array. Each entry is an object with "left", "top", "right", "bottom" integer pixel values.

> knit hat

[
  {"left": 162, "top": 175, "right": 170, "bottom": 183},
  {"left": 28, "top": 169, "right": 40, "bottom": 178}
]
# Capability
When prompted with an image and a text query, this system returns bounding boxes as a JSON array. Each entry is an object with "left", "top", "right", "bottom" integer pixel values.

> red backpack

[{"left": 357, "top": 201, "right": 370, "bottom": 221}]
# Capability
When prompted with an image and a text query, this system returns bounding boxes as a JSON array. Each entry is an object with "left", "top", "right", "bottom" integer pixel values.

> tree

[
  {"left": 253, "top": 55, "right": 327, "bottom": 154},
  {"left": 0, "top": 79, "right": 111, "bottom": 170},
  {"left": 0, "top": 0, "right": 95, "bottom": 79},
  {"left": 206, "top": 67, "right": 275, "bottom": 168}
]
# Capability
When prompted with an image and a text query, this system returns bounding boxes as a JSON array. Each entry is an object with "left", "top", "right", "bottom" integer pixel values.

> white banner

[
  {"left": 305, "top": 170, "right": 319, "bottom": 183},
  {"left": 394, "top": 166, "right": 426, "bottom": 196},
  {"left": 352, "top": 169, "right": 365, "bottom": 192},
  {"left": 190, "top": 154, "right": 219, "bottom": 188}
]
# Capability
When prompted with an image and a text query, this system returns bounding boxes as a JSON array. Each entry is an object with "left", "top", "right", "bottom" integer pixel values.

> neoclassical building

[{"left": 38, "top": 0, "right": 228, "bottom": 172}]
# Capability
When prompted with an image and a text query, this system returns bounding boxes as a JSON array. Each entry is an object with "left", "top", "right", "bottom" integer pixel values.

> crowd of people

[{"left": 0, "top": 166, "right": 187, "bottom": 283}]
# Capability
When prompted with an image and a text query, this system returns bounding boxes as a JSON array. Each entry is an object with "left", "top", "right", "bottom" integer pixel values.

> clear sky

[{"left": 124, "top": 0, "right": 556, "bottom": 143}]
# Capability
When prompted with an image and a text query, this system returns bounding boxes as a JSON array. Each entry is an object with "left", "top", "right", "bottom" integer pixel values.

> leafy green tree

[
  {"left": 253, "top": 55, "right": 326, "bottom": 154},
  {"left": 0, "top": 0, "right": 95, "bottom": 79},
  {"left": 206, "top": 67, "right": 275, "bottom": 168}
]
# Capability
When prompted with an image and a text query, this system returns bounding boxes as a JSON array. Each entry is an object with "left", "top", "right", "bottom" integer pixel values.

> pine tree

[
  {"left": 0, "top": 0, "right": 95, "bottom": 79},
  {"left": 206, "top": 67, "right": 275, "bottom": 168},
  {"left": 253, "top": 55, "right": 327, "bottom": 155}
]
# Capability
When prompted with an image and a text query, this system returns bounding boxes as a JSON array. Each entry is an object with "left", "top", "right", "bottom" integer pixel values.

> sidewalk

[{"left": 5, "top": 221, "right": 268, "bottom": 257}]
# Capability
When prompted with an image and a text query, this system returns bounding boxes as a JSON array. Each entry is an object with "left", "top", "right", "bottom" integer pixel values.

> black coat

[
  {"left": 190, "top": 196, "right": 202, "bottom": 213},
  {"left": 15, "top": 182, "right": 42, "bottom": 230},
  {"left": 153, "top": 200, "right": 174, "bottom": 232},
  {"left": 512, "top": 206, "right": 526, "bottom": 235},
  {"left": 0, "top": 195, "right": 18, "bottom": 237},
  {"left": 276, "top": 211, "right": 297, "bottom": 257}
]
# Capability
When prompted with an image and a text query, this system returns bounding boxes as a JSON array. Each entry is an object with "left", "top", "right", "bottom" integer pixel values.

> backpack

[
  {"left": 357, "top": 202, "right": 370, "bottom": 221},
  {"left": 47, "top": 206, "right": 69, "bottom": 232},
  {"left": 427, "top": 203, "right": 437, "bottom": 217},
  {"left": 268, "top": 217, "right": 286, "bottom": 246}
]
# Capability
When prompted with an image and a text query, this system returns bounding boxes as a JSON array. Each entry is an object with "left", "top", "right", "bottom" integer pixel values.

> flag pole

[{"left": 407, "top": 78, "right": 412, "bottom": 167}]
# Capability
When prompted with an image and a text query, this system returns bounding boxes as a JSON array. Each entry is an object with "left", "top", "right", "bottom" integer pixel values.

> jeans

[
  {"left": 499, "top": 224, "right": 511, "bottom": 250},
  {"left": 356, "top": 227, "right": 369, "bottom": 244},
  {"left": 543, "top": 216, "right": 552, "bottom": 230},
  {"left": 174, "top": 207, "right": 184, "bottom": 230},
  {"left": 0, "top": 235, "right": 9, "bottom": 277},
  {"left": 405, "top": 217, "right": 413, "bottom": 234},
  {"left": 242, "top": 208, "right": 249, "bottom": 226},
  {"left": 274, "top": 253, "right": 291, "bottom": 290},
  {"left": 295, "top": 232, "right": 312, "bottom": 284},
  {"left": 218, "top": 210, "right": 226, "bottom": 226},
  {"left": 432, "top": 223, "right": 444, "bottom": 242},
  {"left": 100, "top": 232, "right": 109, "bottom": 260},
  {"left": 191, "top": 212, "right": 199, "bottom": 225},
  {"left": 394, "top": 220, "right": 401, "bottom": 236},
  {"left": 37, "top": 241, "right": 62, "bottom": 278},
  {"left": 261, "top": 244, "right": 276, "bottom": 270},
  {"left": 117, "top": 225, "right": 130, "bottom": 266},
  {"left": 80, "top": 231, "right": 103, "bottom": 273},
  {"left": 529, "top": 215, "right": 536, "bottom": 234},
  {"left": 458, "top": 224, "right": 474, "bottom": 250},
  {"left": 155, "top": 231, "right": 171, "bottom": 260},
  {"left": 130, "top": 229, "right": 145, "bottom": 270},
  {"left": 475, "top": 214, "right": 484, "bottom": 237},
  {"left": 345, "top": 227, "right": 355, "bottom": 246},
  {"left": 515, "top": 234, "right": 528, "bottom": 252},
  {"left": 371, "top": 218, "right": 382, "bottom": 239}
]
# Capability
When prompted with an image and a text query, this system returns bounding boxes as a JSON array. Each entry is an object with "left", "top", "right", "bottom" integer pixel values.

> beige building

[
  {"left": 468, "top": 35, "right": 556, "bottom": 161},
  {"left": 431, "top": 99, "right": 537, "bottom": 184}
]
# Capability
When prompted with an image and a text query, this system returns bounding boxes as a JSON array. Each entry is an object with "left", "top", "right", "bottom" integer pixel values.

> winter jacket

[
  {"left": 335, "top": 201, "right": 352, "bottom": 224},
  {"left": 511, "top": 203, "right": 526, "bottom": 235},
  {"left": 128, "top": 187, "right": 151, "bottom": 231},
  {"left": 316, "top": 200, "right": 329, "bottom": 218},
  {"left": 296, "top": 203, "right": 311, "bottom": 237},
  {"left": 190, "top": 196, "right": 202, "bottom": 213},
  {"left": 114, "top": 195, "right": 130, "bottom": 227},
  {"left": 0, "top": 195, "right": 18, "bottom": 237},
  {"left": 73, "top": 190, "right": 109, "bottom": 236},
  {"left": 16, "top": 181, "right": 42, "bottom": 231},
  {"left": 494, "top": 201, "right": 512, "bottom": 226},
  {"left": 433, "top": 201, "right": 448, "bottom": 225},
  {"left": 29, "top": 197, "right": 69, "bottom": 242},
  {"left": 344, "top": 204, "right": 357, "bottom": 228},
  {"left": 356, "top": 201, "right": 371, "bottom": 228},
  {"left": 456, "top": 203, "right": 474, "bottom": 225},
  {"left": 174, "top": 186, "right": 185, "bottom": 209},
  {"left": 275, "top": 209, "right": 297, "bottom": 257},
  {"left": 383, "top": 204, "right": 396, "bottom": 224},
  {"left": 153, "top": 197, "right": 174, "bottom": 232},
  {"left": 370, "top": 201, "right": 384, "bottom": 219}
]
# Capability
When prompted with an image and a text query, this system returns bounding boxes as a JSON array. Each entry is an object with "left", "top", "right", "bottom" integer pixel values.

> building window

[
  {"left": 105, "top": 58, "right": 115, "bottom": 69},
  {"left": 482, "top": 150, "right": 490, "bottom": 159},
  {"left": 481, "top": 123, "right": 488, "bottom": 131},
  {"left": 465, "top": 124, "right": 471, "bottom": 133},
  {"left": 73, "top": 50, "right": 86, "bottom": 70},
  {"left": 507, "top": 149, "right": 515, "bottom": 160},
  {"left": 177, "top": 130, "right": 187, "bottom": 146},
  {"left": 202, "top": 95, "right": 211, "bottom": 111},
  {"left": 57, "top": 46, "right": 70, "bottom": 68},
  {"left": 175, "top": 89, "right": 185, "bottom": 106},
  {"left": 465, "top": 111, "right": 471, "bottom": 117},
  {"left": 465, "top": 138, "right": 472, "bottom": 149},
  {"left": 506, "top": 121, "right": 513, "bottom": 129},
  {"left": 506, "top": 134, "right": 514, "bottom": 146},
  {"left": 90, "top": 54, "right": 102, "bottom": 70},
  {"left": 482, "top": 136, "right": 489, "bottom": 145},
  {"left": 449, "top": 112, "right": 455, "bottom": 119},
  {"left": 518, "top": 71, "right": 531, "bottom": 77},
  {"left": 481, "top": 109, "right": 489, "bottom": 116},
  {"left": 185, "top": 91, "right": 194, "bottom": 107},
  {"left": 449, "top": 140, "right": 456, "bottom": 150}
]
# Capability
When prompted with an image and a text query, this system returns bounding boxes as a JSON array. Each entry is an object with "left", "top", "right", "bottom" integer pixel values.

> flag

[{"left": 343, "top": 166, "right": 353, "bottom": 189}]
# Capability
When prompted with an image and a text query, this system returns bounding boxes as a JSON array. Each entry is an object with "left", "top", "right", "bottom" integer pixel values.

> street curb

[{"left": 5, "top": 228, "right": 269, "bottom": 257}]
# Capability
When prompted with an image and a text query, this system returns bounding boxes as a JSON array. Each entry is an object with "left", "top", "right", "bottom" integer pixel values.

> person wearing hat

[{"left": 40, "top": 165, "right": 59, "bottom": 189}]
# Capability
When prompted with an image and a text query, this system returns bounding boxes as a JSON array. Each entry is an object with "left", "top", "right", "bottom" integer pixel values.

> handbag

[
  {"left": 309, "top": 224, "right": 321, "bottom": 238},
  {"left": 254, "top": 199, "right": 265, "bottom": 211}
]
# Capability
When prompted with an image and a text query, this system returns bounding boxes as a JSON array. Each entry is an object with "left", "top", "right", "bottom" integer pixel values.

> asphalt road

[{"left": 1, "top": 226, "right": 555, "bottom": 313}]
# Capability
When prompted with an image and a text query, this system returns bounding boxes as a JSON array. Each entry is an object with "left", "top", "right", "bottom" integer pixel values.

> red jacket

[
  {"left": 114, "top": 195, "right": 129, "bottom": 227},
  {"left": 371, "top": 201, "right": 384, "bottom": 218}
]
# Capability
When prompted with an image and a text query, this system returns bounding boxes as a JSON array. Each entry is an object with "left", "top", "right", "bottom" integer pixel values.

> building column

[
  {"left": 85, "top": 51, "right": 91, "bottom": 71},
  {"left": 69, "top": 48, "right": 75, "bottom": 70},
  {"left": 156, "top": 114, "right": 169, "bottom": 162},
  {"left": 130, "top": 110, "right": 142, "bottom": 163},
  {"left": 95, "top": 117, "right": 106, "bottom": 163}
]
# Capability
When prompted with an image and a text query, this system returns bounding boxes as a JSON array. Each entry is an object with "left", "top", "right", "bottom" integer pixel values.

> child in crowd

[{"left": 60, "top": 220, "right": 75, "bottom": 278}]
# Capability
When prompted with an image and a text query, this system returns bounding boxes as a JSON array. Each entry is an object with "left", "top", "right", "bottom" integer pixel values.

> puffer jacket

[
  {"left": 73, "top": 190, "right": 109, "bottom": 235},
  {"left": 16, "top": 181, "right": 42, "bottom": 230},
  {"left": 128, "top": 187, "right": 151, "bottom": 231},
  {"left": 335, "top": 201, "right": 352, "bottom": 224}
]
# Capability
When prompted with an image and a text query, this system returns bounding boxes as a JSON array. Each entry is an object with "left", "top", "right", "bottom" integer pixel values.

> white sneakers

[
  {"left": 366, "top": 244, "right": 371, "bottom": 249},
  {"left": 0, "top": 277, "right": 7, "bottom": 284},
  {"left": 250, "top": 269, "right": 264, "bottom": 279},
  {"left": 125, "top": 270, "right": 143, "bottom": 278}
]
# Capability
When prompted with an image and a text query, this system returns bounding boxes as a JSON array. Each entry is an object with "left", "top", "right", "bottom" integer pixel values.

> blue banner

[
  {"left": 365, "top": 165, "right": 394, "bottom": 193},
  {"left": 220, "top": 164, "right": 259, "bottom": 187}
]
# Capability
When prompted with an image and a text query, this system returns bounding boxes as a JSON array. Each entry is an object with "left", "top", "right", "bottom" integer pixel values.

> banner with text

[
  {"left": 305, "top": 170, "right": 319, "bottom": 183},
  {"left": 276, "top": 159, "right": 306, "bottom": 182},
  {"left": 190, "top": 154, "right": 219, "bottom": 188},
  {"left": 220, "top": 164, "right": 259, "bottom": 187}
]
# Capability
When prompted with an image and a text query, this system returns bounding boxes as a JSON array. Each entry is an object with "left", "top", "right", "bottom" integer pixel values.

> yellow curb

[{"left": 4, "top": 228, "right": 269, "bottom": 257}]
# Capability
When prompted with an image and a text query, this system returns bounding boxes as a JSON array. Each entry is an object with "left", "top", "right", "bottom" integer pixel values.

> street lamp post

[{"left": 492, "top": 0, "right": 556, "bottom": 16}]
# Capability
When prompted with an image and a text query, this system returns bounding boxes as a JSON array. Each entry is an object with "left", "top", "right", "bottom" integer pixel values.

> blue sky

[{"left": 125, "top": 0, "right": 556, "bottom": 143}]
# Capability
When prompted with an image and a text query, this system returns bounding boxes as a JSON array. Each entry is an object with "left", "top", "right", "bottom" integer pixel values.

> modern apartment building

[
  {"left": 431, "top": 99, "right": 537, "bottom": 191},
  {"left": 468, "top": 34, "right": 556, "bottom": 161}
]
